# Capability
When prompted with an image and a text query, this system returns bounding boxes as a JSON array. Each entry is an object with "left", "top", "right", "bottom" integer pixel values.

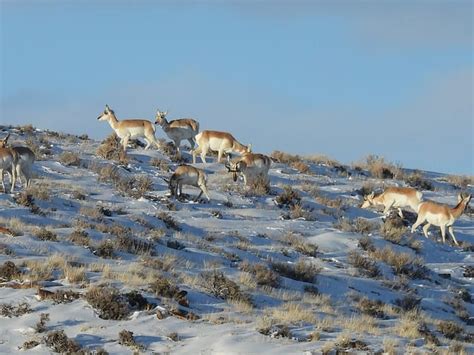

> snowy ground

[{"left": 0, "top": 126, "right": 472, "bottom": 354}]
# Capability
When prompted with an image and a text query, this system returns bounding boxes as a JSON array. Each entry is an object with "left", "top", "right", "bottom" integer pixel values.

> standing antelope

[
  {"left": 411, "top": 193, "right": 471, "bottom": 246},
  {"left": 361, "top": 187, "right": 422, "bottom": 218},
  {"left": 166, "top": 165, "right": 210, "bottom": 202},
  {"left": 155, "top": 110, "right": 199, "bottom": 156},
  {"left": 192, "top": 130, "right": 251, "bottom": 164},
  {"left": 225, "top": 152, "right": 271, "bottom": 185},
  {"left": 0, "top": 134, "right": 35, "bottom": 188},
  {"left": 0, "top": 144, "right": 17, "bottom": 193},
  {"left": 97, "top": 105, "right": 160, "bottom": 151}
]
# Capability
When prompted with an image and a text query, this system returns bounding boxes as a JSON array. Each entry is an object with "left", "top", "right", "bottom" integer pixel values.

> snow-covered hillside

[{"left": 0, "top": 125, "right": 472, "bottom": 354}]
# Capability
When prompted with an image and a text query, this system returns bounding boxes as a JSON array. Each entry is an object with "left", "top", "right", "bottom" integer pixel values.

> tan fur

[
  {"left": 192, "top": 130, "right": 251, "bottom": 164},
  {"left": 0, "top": 134, "right": 35, "bottom": 188},
  {"left": 361, "top": 187, "right": 422, "bottom": 218},
  {"left": 97, "top": 105, "right": 159, "bottom": 151},
  {"left": 411, "top": 194, "right": 471, "bottom": 245},
  {"left": 155, "top": 110, "right": 199, "bottom": 155},
  {"left": 168, "top": 164, "right": 210, "bottom": 201},
  {"left": 0, "top": 144, "right": 18, "bottom": 193},
  {"left": 225, "top": 152, "right": 271, "bottom": 185}
]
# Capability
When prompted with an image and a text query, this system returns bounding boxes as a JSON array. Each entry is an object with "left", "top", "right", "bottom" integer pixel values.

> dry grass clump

[
  {"left": 150, "top": 157, "right": 170, "bottom": 171},
  {"left": 305, "top": 154, "right": 341, "bottom": 167},
  {"left": 124, "top": 290, "right": 155, "bottom": 311},
  {"left": 200, "top": 270, "right": 252, "bottom": 306},
  {"left": 35, "top": 313, "right": 50, "bottom": 333},
  {"left": 80, "top": 206, "right": 106, "bottom": 221},
  {"left": 404, "top": 170, "right": 433, "bottom": 191},
  {"left": 85, "top": 285, "right": 130, "bottom": 320},
  {"left": 334, "top": 217, "right": 376, "bottom": 235},
  {"left": 93, "top": 240, "right": 115, "bottom": 258},
  {"left": 269, "top": 302, "right": 316, "bottom": 325},
  {"left": 393, "top": 311, "right": 422, "bottom": 339},
  {"left": 256, "top": 316, "right": 292, "bottom": 339},
  {"left": 96, "top": 133, "right": 129, "bottom": 164},
  {"left": 0, "top": 243, "right": 14, "bottom": 255},
  {"left": 149, "top": 275, "right": 180, "bottom": 299},
  {"left": 114, "top": 234, "right": 154, "bottom": 255},
  {"left": 271, "top": 258, "right": 321, "bottom": 283},
  {"left": 25, "top": 136, "right": 52, "bottom": 160},
  {"left": 68, "top": 229, "right": 90, "bottom": 247},
  {"left": 118, "top": 330, "right": 144, "bottom": 351},
  {"left": 332, "top": 333, "right": 369, "bottom": 352},
  {"left": 0, "top": 302, "right": 32, "bottom": 317},
  {"left": 64, "top": 265, "right": 88, "bottom": 284},
  {"left": 282, "top": 232, "right": 318, "bottom": 257},
  {"left": 44, "top": 330, "right": 82, "bottom": 353},
  {"left": 35, "top": 227, "right": 58, "bottom": 241},
  {"left": 380, "top": 216, "right": 406, "bottom": 243},
  {"left": 13, "top": 192, "right": 44, "bottom": 215},
  {"left": 275, "top": 185, "right": 301, "bottom": 207},
  {"left": 239, "top": 261, "right": 280, "bottom": 287},
  {"left": 156, "top": 212, "right": 181, "bottom": 231},
  {"left": 284, "top": 203, "right": 316, "bottom": 221},
  {"left": 26, "top": 183, "right": 51, "bottom": 201},
  {"left": 370, "top": 246, "right": 426, "bottom": 279},
  {"left": 445, "top": 295, "right": 470, "bottom": 322},
  {"left": 58, "top": 151, "right": 81, "bottom": 167},
  {"left": 445, "top": 175, "right": 473, "bottom": 189},
  {"left": 347, "top": 250, "right": 380, "bottom": 278},
  {"left": 353, "top": 296, "right": 386, "bottom": 318},
  {"left": 0, "top": 261, "right": 21, "bottom": 281},
  {"left": 271, "top": 150, "right": 310, "bottom": 173},
  {"left": 437, "top": 321, "right": 464, "bottom": 340},
  {"left": 354, "top": 155, "right": 402, "bottom": 179}
]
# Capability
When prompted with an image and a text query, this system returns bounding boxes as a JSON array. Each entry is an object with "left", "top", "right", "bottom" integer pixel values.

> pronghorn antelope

[
  {"left": 97, "top": 105, "right": 160, "bottom": 151},
  {"left": 225, "top": 152, "right": 271, "bottom": 185},
  {"left": 361, "top": 187, "right": 422, "bottom": 218},
  {"left": 0, "top": 134, "right": 35, "bottom": 188},
  {"left": 192, "top": 130, "right": 251, "bottom": 164},
  {"left": 166, "top": 164, "right": 210, "bottom": 202},
  {"left": 155, "top": 110, "right": 199, "bottom": 156},
  {"left": 0, "top": 145, "right": 17, "bottom": 193},
  {"left": 411, "top": 193, "right": 471, "bottom": 246}
]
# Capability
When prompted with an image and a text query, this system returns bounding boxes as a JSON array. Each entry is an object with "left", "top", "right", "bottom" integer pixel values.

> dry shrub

[
  {"left": 149, "top": 275, "right": 180, "bottom": 299},
  {"left": 334, "top": 217, "right": 376, "bottom": 235},
  {"left": 35, "top": 313, "right": 50, "bottom": 333},
  {"left": 35, "top": 227, "right": 57, "bottom": 241},
  {"left": 271, "top": 258, "right": 321, "bottom": 283},
  {"left": 59, "top": 151, "right": 81, "bottom": 167},
  {"left": 437, "top": 321, "right": 463, "bottom": 340},
  {"left": 270, "top": 302, "right": 316, "bottom": 324},
  {"left": 334, "top": 333, "right": 369, "bottom": 352},
  {"left": 115, "top": 234, "right": 154, "bottom": 255},
  {"left": 356, "top": 155, "right": 402, "bottom": 179},
  {"left": 150, "top": 157, "right": 170, "bottom": 171},
  {"left": 404, "top": 170, "right": 433, "bottom": 191},
  {"left": 239, "top": 261, "right": 280, "bottom": 287},
  {"left": 26, "top": 183, "right": 51, "bottom": 201},
  {"left": 96, "top": 133, "right": 129, "bottom": 163},
  {"left": 156, "top": 212, "right": 181, "bottom": 231},
  {"left": 284, "top": 203, "right": 315, "bottom": 221},
  {"left": 275, "top": 185, "right": 301, "bottom": 207},
  {"left": 256, "top": 317, "right": 292, "bottom": 339},
  {"left": 282, "top": 232, "right": 318, "bottom": 257},
  {"left": 200, "top": 270, "right": 252, "bottom": 306},
  {"left": 446, "top": 175, "right": 473, "bottom": 189},
  {"left": 347, "top": 250, "right": 380, "bottom": 278},
  {"left": 0, "top": 243, "right": 14, "bottom": 255},
  {"left": 0, "top": 261, "right": 21, "bottom": 281},
  {"left": 118, "top": 330, "right": 143, "bottom": 350},
  {"left": 271, "top": 150, "right": 311, "bottom": 173},
  {"left": 94, "top": 240, "right": 115, "bottom": 258},
  {"left": 394, "top": 294, "right": 421, "bottom": 312},
  {"left": 354, "top": 296, "right": 386, "bottom": 318},
  {"left": 0, "top": 302, "right": 32, "bottom": 317},
  {"left": 25, "top": 136, "right": 52, "bottom": 159},
  {"left": 124, "top": 290, "right": 155, "bottom": 311},
  {"left": 14, "top": 192, "right": 44, "bottom": 215},
  {"left": 358, "top": 235, "right": 376, "bottom": 252},
  {"left": 80, "top": 206, "right": 106, "bottom": 221},
  {"left": 44, "top": 330, "right": 81, "bottom": 353},
  {"left": 306, "top": 154, "right": 340, "bottom": 167},
  {"left": 245, "top": 175, "right": 271, "bottom": 196},
  {"left": 370, "top": 246, "right": 426, "bottom": 279},
  {"left": 445, "top": 296, "right": 470, "bottom": 322},
  {"left": 68, "top": 229, "right": 90, "bottom": 246},
  {"left": 380, "top": 216, "right": 406, "bottom": 244},
  {"left": 291, "top": 160, "right": 310, "bottom": 173},
  {"left": 85, "top": 285, "right": 130, "bottom": 320}
]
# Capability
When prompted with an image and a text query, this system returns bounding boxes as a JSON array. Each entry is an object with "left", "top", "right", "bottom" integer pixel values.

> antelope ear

[{"left": 163, "top": 110, "right": 168, "bottom": 116}]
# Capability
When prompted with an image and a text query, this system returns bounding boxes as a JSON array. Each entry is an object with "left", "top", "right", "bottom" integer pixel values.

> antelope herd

[{"left": 0, "top": 103, "right": 471, "bottom": 248}]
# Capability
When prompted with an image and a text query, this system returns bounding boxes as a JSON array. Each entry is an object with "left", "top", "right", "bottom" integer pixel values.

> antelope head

[
  {"left": 155, "top": 109, "right": 168, "bottom": 125},
  {"left": 0, "top": 133, "right": 10, "bottom": 148},
  {"left": 225, "top": 160, "right": 241, "bottom": 182},
  {"left": 361, "top": 192, "right": 375, "bottom": 208},
  {"left": 97, "top": 104, "right": 114, "bottom": 121}
]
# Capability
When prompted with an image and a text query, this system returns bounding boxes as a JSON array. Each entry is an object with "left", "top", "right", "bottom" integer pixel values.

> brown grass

[
  {"left": 59, "top": 151, "right": 81, "bottom": 167},
  {"left": 271, "top": 258, "right": 321, "bottom": 283},
  {"left": 370, "top": 246, "right": 426, "bottom": 279}
]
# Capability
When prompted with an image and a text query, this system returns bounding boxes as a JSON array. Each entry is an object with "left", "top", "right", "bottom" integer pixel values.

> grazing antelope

[
  {"left": 0, "top": 134, "right": 35, "bottom": 188},
  {"left": 225, "top": 152, "right": 271, "bottom": 185},
  {"left": 361, "top": 187, "right": 422, "bottom": 218},
  {"left": 0, "top": 145, "right": 17, "bottom": 193},
  {"left": 192, "top": 130, "right": 251, "bottom": 164},
  {"left": 166, "top": 164, "right": 210, "bottom": 202},
  {"left": 97, "top": 105, "right": 160, "bottom": 151},
  {"left": 155, "top": 109, "right": 199, "bottom": 156},
  {"left": 411, "top": 193, "right": 471, "bottom": 246}
]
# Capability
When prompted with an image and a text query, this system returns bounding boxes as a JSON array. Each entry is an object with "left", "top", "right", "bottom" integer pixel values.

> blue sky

[{"left": 1, "top": 0, "right": 472, "bottom": 174}]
